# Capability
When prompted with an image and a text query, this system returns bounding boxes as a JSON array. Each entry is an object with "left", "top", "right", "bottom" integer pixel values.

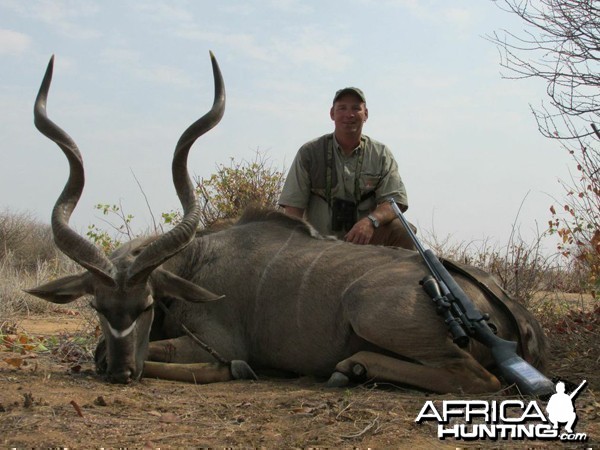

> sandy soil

[{"left": 0, "top": 310, "right": 598, "bottom": 448}]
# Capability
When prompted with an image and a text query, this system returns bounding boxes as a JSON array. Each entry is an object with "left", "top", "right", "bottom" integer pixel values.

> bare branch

[
  {"left": 490, "top": 0, "right": 600, "bottom": 295},
  {"left": 488, "top": 0, "right": 600, "bottom": 140}
]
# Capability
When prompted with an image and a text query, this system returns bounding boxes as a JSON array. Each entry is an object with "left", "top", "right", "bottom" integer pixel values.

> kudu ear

[
  {"left": 151, "top": 269, "right": 224, "bottom": 303},
  {"left": 25, "top": 272, "right": 94, "bottom": 304}
]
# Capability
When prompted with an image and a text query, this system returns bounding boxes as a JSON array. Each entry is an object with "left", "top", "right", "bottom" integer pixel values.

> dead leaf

[
  {"left": 3, "top": 357, "right": 24, "bottom": 368},
  {"left": 70, "top": 400, "right": 84, "bottom": 418},
  {"left": 290, "top": 403, "right": 327, "bottom": 416},
  {"left": 1, "top": 335, "right": 17, "bottom": 351}
]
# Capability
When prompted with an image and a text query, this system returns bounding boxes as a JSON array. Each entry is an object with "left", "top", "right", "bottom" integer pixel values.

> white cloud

[
  {"left": 373, "top": 0, "right": 431, "bottom": 19},
  {"left": 0, "top": 0, "right": 101, "bottom": 39},
  {"left": 0, "top": 29, "right": 31, "bottom": 55},
  {"left": 178, "top": 25, "right": 351, "bottom": 73},
  {"left": 131, "top": 1, "right": 194, "bottom": 24},
  {"left": 101, "top": 47, "right": 141, "bottom": 65},
  {"left": 273, "top": 26, "right": 352, "bottom": 72},
  {"left": 176, "top": 28, "right": 273, "bottom": 62},
  {"left": 265, "top": 0, "right": 313, "bottom": 14},
  {"left": 115, "top": 2, "right": 347, "bottom": 73},
  {"left": 140, "top": 64, "right": 196, "bottom": 87},
  {"left": 410, "top": 73, "right": 458, "bottom": 90},
  {"left": 219, "top": 4, "right": 255, "bottom": 15},
  {"left": 216, "top": 0, "right": 313, "bottom": 17},
  {"left": 358, "top": 0, "right": 473, "bottom": 29},
  {"left": 101, "top": 47, "right": 195, "bottom": 88},
  {"left": 443, "top": 8, "right": 472, "bottom": 27}
]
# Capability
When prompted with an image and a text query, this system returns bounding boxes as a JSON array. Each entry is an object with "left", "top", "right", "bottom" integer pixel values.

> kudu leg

[
  {"left": 145, "top": 336, "right": 257, "bottom": 383},
  {"left": 143, "top": 360, "right": 257, "bottom": 383},
  {"left": 148, "top": 336, "right": 202, "bottom": 363},
  {"left": 328, "top": 351, "right": 501, "bottom": 394},
  {"left": 143, "top": 361, "right": 233, "bottom": 383}
]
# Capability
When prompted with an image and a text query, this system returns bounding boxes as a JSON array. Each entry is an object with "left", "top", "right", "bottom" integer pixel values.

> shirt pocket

[{"left": 359, "top": 173, "right": 381, "bottom": 196}]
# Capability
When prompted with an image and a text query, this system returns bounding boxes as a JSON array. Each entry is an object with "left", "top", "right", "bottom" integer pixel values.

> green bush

[{"left": 161, "top": 151, "right": 285, "bottom": 229}]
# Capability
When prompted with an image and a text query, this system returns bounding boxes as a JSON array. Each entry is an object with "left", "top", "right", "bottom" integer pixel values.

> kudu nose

[{"left": 109, "top": 368, "right": 134, "bottom": 384}]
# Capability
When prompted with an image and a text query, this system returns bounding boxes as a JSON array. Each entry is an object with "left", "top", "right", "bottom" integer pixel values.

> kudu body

[{"left": 28, "top": 54, "right": 550, "bottom": 393}]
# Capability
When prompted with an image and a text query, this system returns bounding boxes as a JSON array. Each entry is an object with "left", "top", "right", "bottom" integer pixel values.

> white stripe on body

[
  {"left": 255, "top": 228, "right": 297, "bottom": 303},
  {"left": 252, "top": 228, "right": 299, "bottom": 337},
  {"left": 295, "top": 241, "right": 344, "bottom": 329},
  {"left": 340, "top": 266, "right": 380, "bottom": 301},
  {"left": 339, "top": 256, "right": 405, "bottom": 305}
]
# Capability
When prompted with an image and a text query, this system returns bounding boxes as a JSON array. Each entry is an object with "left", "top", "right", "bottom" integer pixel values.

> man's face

[{"left": 330, "top": 93, "right": 368, "bottom": 135}]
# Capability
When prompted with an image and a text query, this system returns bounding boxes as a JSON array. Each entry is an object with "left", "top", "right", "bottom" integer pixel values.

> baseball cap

[{"left": 333, "top": 87, "right": 366, "bottom": 104}]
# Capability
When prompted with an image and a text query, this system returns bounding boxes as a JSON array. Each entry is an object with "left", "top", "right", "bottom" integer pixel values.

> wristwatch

[{"left": 367, "top": 214, "right": 380, "bottom": 229}]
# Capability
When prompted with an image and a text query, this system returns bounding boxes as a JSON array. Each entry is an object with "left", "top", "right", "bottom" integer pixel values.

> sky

[{"left": 1, "top": 0, "right": 574, "bottom": 252}]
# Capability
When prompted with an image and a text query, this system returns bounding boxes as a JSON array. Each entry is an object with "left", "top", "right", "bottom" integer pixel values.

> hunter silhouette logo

[
  {"left": 415, "top": 379, "right": 589, "bottom": 442},
  {"left": 546, "top": 380, "right": 587, "bottom": 434}
]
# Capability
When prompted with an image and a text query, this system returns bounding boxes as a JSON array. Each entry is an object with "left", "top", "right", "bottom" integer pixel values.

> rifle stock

[{"left": 388, "top": 200, "right": 554, "bottom": 396}]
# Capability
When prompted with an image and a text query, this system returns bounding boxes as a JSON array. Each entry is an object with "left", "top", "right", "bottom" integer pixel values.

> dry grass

[
  {"left": 0, "top": 210, "right": 84, "bottom": 316},
  {"left": 0, "top": 250, "right": 88, "bottom": 316},
  {"left": 1, "top": 331, "right": 598, "bottom": 448},
  {"left": 422, "top": 228, "right": 594, "bottom": 309},
  {"left": 0, "top": 210, "right": 59, "bottom": 269}
]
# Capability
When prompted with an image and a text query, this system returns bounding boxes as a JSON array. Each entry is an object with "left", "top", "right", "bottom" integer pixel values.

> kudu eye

[
  {"left": 89, "top": 301, "right": 109, "bottom": 317},
  {"left": 137, "top": 295, "right": 154, "bottom": 315}
]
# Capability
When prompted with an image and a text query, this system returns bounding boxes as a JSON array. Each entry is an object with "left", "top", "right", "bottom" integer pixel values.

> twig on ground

[{"left": 340, "top": 416, "right": 381, "bottom": 439}]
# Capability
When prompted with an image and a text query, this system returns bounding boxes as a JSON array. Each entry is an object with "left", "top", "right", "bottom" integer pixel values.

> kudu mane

[
  {"left": 196, "top": 206, "right": 324, "bottom": 239},
  {"left": 235, "top": 207, "right": 322, "bottom": 238},
  {"left": 109, "top": 208, "right": 319, "bottom": 266}
]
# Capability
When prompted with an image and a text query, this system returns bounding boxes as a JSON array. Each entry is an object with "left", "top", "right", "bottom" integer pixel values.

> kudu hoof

[
  {"left": 326, "top": 371, "right": 350, "bottom": 388},
  {"left": 230, "top": 360, "right": 258, "bottom": 380},
  {"left": 352, "top": 363, "right": 366, "bottom": 378}
]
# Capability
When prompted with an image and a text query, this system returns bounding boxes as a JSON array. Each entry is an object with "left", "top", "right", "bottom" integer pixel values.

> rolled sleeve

[
  {"left": 278, "top": 151, "right": 311, "bottom": 209},
  {"left": 375, "top": 147, "right": 408, "bottom": 209}
]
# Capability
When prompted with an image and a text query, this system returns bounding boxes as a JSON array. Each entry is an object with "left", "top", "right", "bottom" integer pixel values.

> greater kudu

[{"left": 27, "top": 54, "right": 550, "bottom": 393}]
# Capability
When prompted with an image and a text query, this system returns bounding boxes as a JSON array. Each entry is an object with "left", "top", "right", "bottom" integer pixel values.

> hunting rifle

[{"left": 388, "top": 200, "right": 555, "bottom": 396}]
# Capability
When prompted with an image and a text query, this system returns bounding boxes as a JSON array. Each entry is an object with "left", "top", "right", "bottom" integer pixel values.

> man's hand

[{"left": 344, "top": 217, "right": 375, "bottom": 245}]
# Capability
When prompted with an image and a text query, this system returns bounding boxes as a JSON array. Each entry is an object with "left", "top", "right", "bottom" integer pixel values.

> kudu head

[{"left": 26, "top": 53, "right": 226, "bottom": 383}]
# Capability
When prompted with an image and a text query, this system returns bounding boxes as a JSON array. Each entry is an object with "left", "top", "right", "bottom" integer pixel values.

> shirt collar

[{"left": 332, "top": 134, "right": 365, "bottom": 156}]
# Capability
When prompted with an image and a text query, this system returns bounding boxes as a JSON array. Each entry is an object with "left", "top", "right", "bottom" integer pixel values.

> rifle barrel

[{"left": 387, "top": 199, "right": 555, "bottom": 396}]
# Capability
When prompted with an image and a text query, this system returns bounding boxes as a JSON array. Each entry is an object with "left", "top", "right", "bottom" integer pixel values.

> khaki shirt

[{"left": 278, "top": 133, "right": 408, "bottom": 238}]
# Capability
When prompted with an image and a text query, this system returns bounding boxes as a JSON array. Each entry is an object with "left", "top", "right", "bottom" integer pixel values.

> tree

[
  {"left": 161, "top": 150, "right": 286, "bottom": 229},
  {"left": 88, "top": 151, "right": 286, "bottom": 253},
  {"left": 490, "top": 0, "right": 600, "bottom": 139},
  {"left": 490, "top": 0, "right": 600, "bottom": 295}
]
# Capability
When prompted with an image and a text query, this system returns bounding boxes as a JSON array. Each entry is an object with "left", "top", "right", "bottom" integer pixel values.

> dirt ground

[{"left": 1, "top": 310, "right": 598, "bottom": 449}]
